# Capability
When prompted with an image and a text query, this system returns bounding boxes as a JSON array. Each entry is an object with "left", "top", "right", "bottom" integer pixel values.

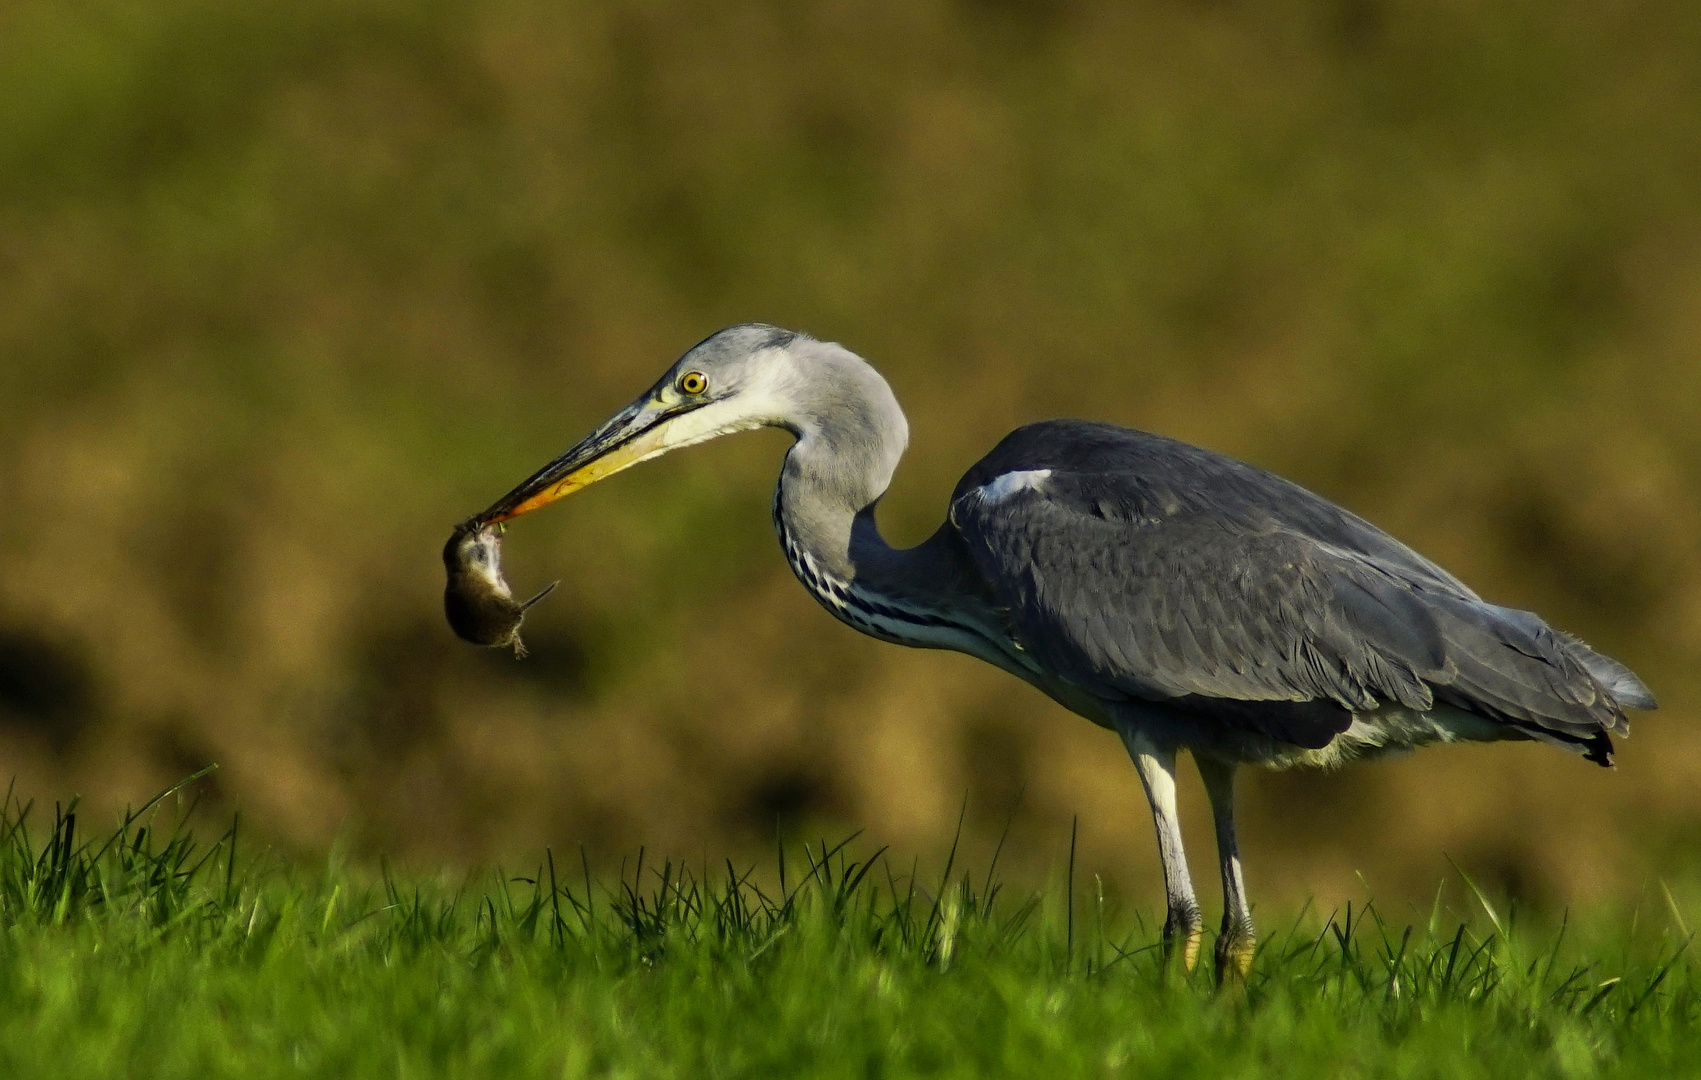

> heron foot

[
  {"left": 1162, "top": 909, "right": 1204, "bottom": 973},
  {"left": 1215, "top": 926, "right": 1256, "bottom": 983}
]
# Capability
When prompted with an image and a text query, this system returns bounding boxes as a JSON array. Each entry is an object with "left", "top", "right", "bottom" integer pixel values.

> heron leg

[
  {"left": 1119, "top": 729, "right": 1202, "bottom": 971},
  {"left": 1196, "top": 756, "right": 1256, "bottom": 981}
]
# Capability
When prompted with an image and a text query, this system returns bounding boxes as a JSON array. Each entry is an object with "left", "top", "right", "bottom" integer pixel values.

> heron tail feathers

[
  {"left": 1479, "top": 603, "right": 1657, "bottom": 714},
  {"left": 1559, "top": 635, "right": 1658, "bottom": 712}
]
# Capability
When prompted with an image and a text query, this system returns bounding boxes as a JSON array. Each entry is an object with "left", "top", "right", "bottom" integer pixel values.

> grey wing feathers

[{"left": 950, "top": 421, "right": 1654, "bottom": 763}]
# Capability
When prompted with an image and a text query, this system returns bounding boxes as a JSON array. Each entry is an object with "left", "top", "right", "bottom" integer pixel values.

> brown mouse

[{"left": 443, "top": 520, "right": 557, "bottom": 657}]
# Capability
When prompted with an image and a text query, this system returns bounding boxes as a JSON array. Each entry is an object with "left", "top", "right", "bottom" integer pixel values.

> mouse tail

[{"left": 520, "top": 581, "right": 559, "bottom": 611}]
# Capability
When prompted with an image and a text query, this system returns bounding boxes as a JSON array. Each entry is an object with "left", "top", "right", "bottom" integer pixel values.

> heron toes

[
  {"left": 1215, "top": 925, "right": 1257, "bottom": 983},
  {"left": 1162, "top": 912, "right": 1204, "bottom": 973}
]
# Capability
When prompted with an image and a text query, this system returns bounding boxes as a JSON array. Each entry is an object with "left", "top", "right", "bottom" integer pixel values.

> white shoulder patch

[{"left": 974, "top": 468, "right": 1053, "bottom": 504}]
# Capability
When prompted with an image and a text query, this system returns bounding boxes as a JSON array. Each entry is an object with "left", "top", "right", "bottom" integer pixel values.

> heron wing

[{"left": 948, "top": 421, "right": 1638, "bottom": 757}]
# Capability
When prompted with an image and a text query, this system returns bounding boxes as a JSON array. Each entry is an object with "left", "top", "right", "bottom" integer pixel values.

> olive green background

[{"left": 1, "top": 0, "right": 1698, "bottom": 908}]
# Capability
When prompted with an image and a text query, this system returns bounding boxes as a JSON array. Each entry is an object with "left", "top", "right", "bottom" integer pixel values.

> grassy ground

[{"left": 0, "top": 780, "right": 1697, "bottom": 1078}]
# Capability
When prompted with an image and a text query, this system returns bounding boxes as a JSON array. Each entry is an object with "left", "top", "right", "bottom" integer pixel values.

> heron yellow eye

[{"left": 678, "top": 370, "right": 708, "bottom": 395}]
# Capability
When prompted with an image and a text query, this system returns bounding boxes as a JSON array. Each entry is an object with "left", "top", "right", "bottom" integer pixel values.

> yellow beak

[{"left": 478, "top": 400, "right": 692, "bottom": 524}]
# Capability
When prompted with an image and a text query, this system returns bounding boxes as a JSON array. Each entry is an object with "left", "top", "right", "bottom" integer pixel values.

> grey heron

[{"left": 473, "top": 324, "right": 1657, "bottom": 978}]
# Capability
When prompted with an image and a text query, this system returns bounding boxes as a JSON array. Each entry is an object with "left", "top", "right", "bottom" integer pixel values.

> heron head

[{"left": 478, "top": 323, "right": 814, "bottom": 523}]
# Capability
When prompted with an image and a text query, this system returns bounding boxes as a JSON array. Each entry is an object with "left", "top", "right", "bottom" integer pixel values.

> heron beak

[{"left": 478, "top": 399, "right": 697, "bottom": 524}]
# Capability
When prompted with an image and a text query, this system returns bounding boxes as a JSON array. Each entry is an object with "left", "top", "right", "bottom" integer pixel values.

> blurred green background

[{"left": 1, "top": 0, "right": 1698, "bottom": 909}]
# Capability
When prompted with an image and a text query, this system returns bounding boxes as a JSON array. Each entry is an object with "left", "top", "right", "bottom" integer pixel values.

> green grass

[{"left": 1, "top": 780, "right": 1698, "bottom": 1078}]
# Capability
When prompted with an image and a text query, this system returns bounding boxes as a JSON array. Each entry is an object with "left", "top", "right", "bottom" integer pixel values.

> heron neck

[
  {"left": 766, "top": 342, "right": 907, "bottom": 580},
  {"left": 772, "top": 441, "right": 1013, "bottom": 675},
  {"left": 773, "top": 421, "right": 1002, "bottom": 654},
  {"left": 775, "top": 435, "right": 896, "bottom": 582},
  {"left": 764, "top": 341, "right": 1007, "bottom": 654}
]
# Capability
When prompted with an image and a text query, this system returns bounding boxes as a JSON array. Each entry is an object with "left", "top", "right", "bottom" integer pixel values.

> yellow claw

[
  {"left": 1219, "top": 934, "right": 1257, "bottom": 983},
  {"left": 1181, "top": 925, "right": 1203, "bottom": 973}
]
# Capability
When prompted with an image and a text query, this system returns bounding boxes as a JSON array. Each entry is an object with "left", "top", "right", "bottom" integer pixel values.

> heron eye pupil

[{"left": 679, "top": 371, "right": 707, "bottom": 395}]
